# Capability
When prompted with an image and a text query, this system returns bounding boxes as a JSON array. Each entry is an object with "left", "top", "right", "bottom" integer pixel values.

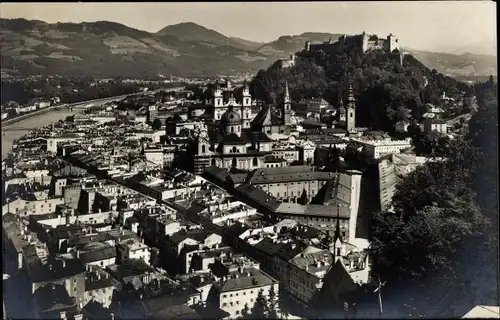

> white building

[
  {"left": 216, "top": 268, "right": 279, "bottom": 319},
  {"left": 117, "top": 238, "right": 151, "bottom": 265},
  {"left": 350, "top": 137, "right": 412, "bottom": 159},
  {"left": 422, "top": 119, "right": 448, "bottom": 134}
]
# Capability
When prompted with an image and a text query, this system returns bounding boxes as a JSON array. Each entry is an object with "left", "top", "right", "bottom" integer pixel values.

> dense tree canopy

[
  {"left": 468, "top": 80, "right": 498, "bottom": 237},
  {"left": 370, "top": 79, "right": 496, "bottom": 280},
  {"left": 371, "top": 136, "right": 488, "bottom": 279},
  {"left": 251, "top": 45, "right": 470, "bottom": 133}
]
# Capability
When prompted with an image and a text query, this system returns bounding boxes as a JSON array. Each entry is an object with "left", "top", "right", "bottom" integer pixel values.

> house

[
  {"left": 83, "top": 267, "right": 116, "bottom": 309},
  {"left": 33, "top": 283, "right": 78, "bottom": 319},
  {"left": 210, "top": 267, "right": 279, "bottom": 319},
  {"left": 117, "top": 238, "right": 151, "bottom": 265},
  {"left": 74, "top": 242, "right": 117, "bottom": 268},
  {"left": 422, "top": 119, "right": 447, "bottom": 134}
]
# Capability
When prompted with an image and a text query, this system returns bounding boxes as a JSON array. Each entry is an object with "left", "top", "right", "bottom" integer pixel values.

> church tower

[
  {"left": 338, "top": 90, "right": 346, "bottom": 122},
  {"left": 346, "top": 84, "right": 356, "bottom": 132},
  {"left": 213, "top": 81, "right": 224, "bottom": 120},
  {"left": 242, "top": 81, "right": 252, "bottom": 128},
  {"left": 282, "top": 81, "right": 292, "bottom": 125},
  {"left": 148, "top": 104, "right": 157, "bottom": 123}
]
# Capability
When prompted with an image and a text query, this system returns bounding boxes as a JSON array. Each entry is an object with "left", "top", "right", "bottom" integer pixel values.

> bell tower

[
  {"left": 346, "top": 84, "right": 356, "bottom": 132},
  {"left": 282, "top": 81, "right": 292, "bottom": 125},
  {"left": 148, "top": 104, "right": 157, "bottom": 123}
]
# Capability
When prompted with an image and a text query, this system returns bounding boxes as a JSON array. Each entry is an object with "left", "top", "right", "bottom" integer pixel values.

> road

[{"left": 446, "top": 112, "right": 473, "bottom": 127}]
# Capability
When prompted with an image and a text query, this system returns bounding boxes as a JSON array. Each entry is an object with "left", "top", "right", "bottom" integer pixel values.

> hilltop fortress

[{"left": 305, "top": 31, "right": 400, "bottom": 53}]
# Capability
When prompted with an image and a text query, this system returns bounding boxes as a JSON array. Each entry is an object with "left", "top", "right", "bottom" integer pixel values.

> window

[
  {"left": 236, "top": 310, "right": 240, "bottom": 315},
  {"left": 231, "top": 126, "right": 234, "bottom": 133},
  {"left": 222, "top": 303, "right": 227, "bottom": 307},
  {"left": 201, "top": 145, "right": 206, "bottom": 153}
]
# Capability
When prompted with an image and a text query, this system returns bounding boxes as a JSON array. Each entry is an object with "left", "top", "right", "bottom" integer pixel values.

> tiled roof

[{"left": 220, "top": 267, "right": 276, "bottom": 292}]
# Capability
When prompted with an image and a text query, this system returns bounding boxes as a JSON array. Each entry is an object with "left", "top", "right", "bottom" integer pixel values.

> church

[
  {"left": 201, "top": 79, "right": 254, "bottom": 128},
  {"left": 189, "top": 82, "right": 295, "bottom": 174},
  {"left": 251, "top": 81, "right": 293, "bottom": 135}
]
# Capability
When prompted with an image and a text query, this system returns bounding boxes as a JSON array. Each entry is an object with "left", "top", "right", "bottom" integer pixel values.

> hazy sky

[{"left": 0, "top": 2, "right": 496, "bottom": 52}]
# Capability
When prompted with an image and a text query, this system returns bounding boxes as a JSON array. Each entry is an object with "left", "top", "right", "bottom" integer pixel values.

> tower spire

[
  {"left": 285, "top": 80, "right": 290, "bottom": 98},
  {"left": 348, "top": 83, "right": 355, "bottom": 103},
  {"left": 334, "top": 204, "right": 342, "bottom": 243}
]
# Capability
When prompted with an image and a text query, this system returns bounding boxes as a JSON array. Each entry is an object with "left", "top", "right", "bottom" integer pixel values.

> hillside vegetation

[
  {"left": 1, "top": 18, "right": 496, "bottom": 78},
  {"left": 250, "top": 43, "right": 473, "bottom": 133}
]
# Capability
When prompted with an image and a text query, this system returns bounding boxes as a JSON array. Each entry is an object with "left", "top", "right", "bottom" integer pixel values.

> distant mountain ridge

[{"left": 0, "top": 18, "right": 496, "bottom": 78}]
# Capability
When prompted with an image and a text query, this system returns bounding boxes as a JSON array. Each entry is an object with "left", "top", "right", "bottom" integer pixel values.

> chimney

[
  {"left": 111, "top": 314, "right": 115, "bottom": 320},
  {"left": 97, "top": 272, "right": 101, "bottom": 280},
  {"left": 316, "top": 260, "right": 321, "bottom": 268},
  {"left": 62, "top": 259, "right": 66, "bottom": 268},
  {"left": 76, "top": 250, "right": 80, "bottom": 258}
]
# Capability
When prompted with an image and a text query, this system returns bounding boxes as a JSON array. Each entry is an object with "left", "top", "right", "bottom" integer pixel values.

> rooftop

[{"left": 219, "top": 267, "right": 277, "bottom": 292}]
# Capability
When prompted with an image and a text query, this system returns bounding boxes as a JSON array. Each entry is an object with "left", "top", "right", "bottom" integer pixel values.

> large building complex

[{"left": 305, "top": 32, "right": 400, "bottom": 54}]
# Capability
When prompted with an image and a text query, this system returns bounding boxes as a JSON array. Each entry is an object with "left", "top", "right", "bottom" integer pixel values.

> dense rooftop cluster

[{"left": 2, "top": 74, "right": 468, "bottom": 320}]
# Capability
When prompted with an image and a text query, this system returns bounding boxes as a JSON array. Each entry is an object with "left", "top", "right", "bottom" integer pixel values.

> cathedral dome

[{"left": 220, "top": 107, "right": 241, "bottom": 125}]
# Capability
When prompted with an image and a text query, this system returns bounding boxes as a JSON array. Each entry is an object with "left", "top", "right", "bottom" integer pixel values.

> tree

[
  {"left": 240, "top": 303, "right": 251, "bottom": 319},
  {"left": 371, "top": 136, "right": 489, "bottom": 279},
  {"left": 266, "top": 285, "right": 279, "bottom": 319},
  {"left": 250, "top": 290, "right": 268, "bottom": 318},
  {"left": 326, "top": 146, "right": 342, "bottom": 172},
  {"left": 151, "top": 118, "right": 162, "bottom": 131},
  {"left": 297, "top": 189, "right": 308, "bottom": 205}
]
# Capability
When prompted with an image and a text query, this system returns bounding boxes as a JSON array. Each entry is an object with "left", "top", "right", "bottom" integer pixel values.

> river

[{"left": 1, "top": 109, "right": 77, "bottom": 159}]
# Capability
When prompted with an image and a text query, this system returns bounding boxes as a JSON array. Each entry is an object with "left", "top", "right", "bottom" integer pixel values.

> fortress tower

[
  {"left": 387, "top": 33, "right": 399, "bottom": 52},
  {"left": 361, "top": 31, "right": 369, "bottom": 53}
]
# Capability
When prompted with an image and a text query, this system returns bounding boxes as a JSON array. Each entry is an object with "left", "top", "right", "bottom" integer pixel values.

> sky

[{"left": 0, "top": 2, "right": 496, "bottom": 54}]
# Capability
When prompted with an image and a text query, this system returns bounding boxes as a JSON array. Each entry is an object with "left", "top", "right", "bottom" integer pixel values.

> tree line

[
  {"left": 370, "top": 78, "right": 497, "bottom": 281},
  {"left": 250, "top": 44, "right": 472, "bottom": 134}
]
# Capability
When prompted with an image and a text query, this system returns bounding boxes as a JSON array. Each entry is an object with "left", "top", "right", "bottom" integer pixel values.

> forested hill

[{"left": 250, "top": 45, "right": 473, "bottom": 133}]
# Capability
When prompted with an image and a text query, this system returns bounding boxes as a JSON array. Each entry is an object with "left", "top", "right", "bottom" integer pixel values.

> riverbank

[
  {"left": 1, "top": 108, "right": 77, "bottom": 159},
  {"left": 1, "top": 105, "right": 68, "bottom": 126}
]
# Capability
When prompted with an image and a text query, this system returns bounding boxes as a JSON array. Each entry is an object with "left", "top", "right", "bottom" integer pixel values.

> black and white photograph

[{"left": 1, "top": 2, "right": 498, "bottom": 319}]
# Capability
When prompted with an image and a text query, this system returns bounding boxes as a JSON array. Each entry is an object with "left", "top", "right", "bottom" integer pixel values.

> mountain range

[{"left": 0, "top": 18, "right": 497, "bottom": 79}]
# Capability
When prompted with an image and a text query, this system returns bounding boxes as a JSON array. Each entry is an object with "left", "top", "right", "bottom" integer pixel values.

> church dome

[{"left": 220, "top": 107, "right": 241, "bottom": 125}]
